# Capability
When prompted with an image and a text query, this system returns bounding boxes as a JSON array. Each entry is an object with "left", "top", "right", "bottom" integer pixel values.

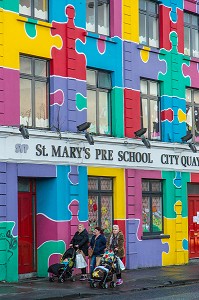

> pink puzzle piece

[{"left": 183, "top": 61, "right": 199, "bottom": 89}]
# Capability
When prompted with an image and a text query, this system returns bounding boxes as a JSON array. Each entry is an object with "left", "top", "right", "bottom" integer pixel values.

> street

[{"left": 82, "top": 282, "right": 199, "bottom": 300}]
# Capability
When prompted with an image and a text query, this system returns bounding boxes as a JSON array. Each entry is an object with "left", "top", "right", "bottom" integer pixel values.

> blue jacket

[{"left": 90, "top": 234, "right": 106, "bottom": 256}]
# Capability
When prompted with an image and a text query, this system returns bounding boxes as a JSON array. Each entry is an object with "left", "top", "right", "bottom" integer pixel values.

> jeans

[{"left": 90, "top": 255, "right": 97, "bottom": 274}]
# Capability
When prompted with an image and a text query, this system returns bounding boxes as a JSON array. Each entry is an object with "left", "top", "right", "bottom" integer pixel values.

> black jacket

[{"left": 70, "top": 229, "right": 89, "bottom": 256}]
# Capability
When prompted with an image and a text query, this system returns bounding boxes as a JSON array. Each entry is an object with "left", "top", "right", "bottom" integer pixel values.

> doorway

[
  {"left": 188, "top": 193, "right": 199, "bottom": 258},
  {"left": 18, "top": 178, "right": 36, "bottom": 274}
]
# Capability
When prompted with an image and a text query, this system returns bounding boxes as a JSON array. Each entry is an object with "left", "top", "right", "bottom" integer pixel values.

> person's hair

[
  {"left": 113, "top": 224, "right": 119, "bottom": 230},
  {"left": 78, "top": 224, "right": 84, "bottom": 229},
  {"left": 94, "top": 226, "right": 104, "bottom": 234}
]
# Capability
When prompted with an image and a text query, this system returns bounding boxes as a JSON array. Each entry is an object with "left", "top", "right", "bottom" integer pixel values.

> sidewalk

[{"left": 1, "top": 260, "right": 199, "bottom": 300}]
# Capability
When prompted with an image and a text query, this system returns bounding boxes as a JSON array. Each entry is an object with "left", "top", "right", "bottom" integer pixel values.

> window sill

[
  {"left": 141, "top": 234, "right": 170, "bottom": 240},
  {"left": 87, "top": 31, "right": 117, "bottom": 44},
  {"left": 17, "top": 15, "right": 52, "bottom": 28},
  {"left": 137, "top": 44, "right": 160, "bottom": 54}
]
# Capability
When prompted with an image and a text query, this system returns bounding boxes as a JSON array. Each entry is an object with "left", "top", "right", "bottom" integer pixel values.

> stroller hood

[{"left": 62, "top": 247, "right": 76, "bottom": 260}]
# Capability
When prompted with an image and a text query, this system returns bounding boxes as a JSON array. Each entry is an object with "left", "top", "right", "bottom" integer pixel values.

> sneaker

[
  {"left": 116, "top": 279, "right": 123, "bottom": 286},
  {"left": 79, "top": 275, "right": 87, "bottom": 281}
]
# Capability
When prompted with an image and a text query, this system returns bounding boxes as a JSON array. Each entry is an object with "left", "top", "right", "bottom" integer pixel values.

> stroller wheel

[
  {"left": 90, "top": 281, "right": 97, "bottom": 288},
  {"left": 70, "top": 276, "right": 75, "bottom": 282},
  {"left": 102, "top": 282, "right": 108, "bottom": 289},
  {"left": 49, "top": 277, "right": 55, "bottom": 282},
  {"left": 110, "top": 281, "right": 116, "bottom": 288},
  {"left": 58, "top": 277, "right": 64, "bottom": 283}
]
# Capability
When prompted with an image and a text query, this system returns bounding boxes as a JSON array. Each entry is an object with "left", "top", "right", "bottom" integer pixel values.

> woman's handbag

[
  {"left": 88, "top": 240, "right": 96, "bottom": 258},
  {"left": 88, "top": 247, "right": 94, "bottom": 258},
  {"left": 75, "top": 252, "right": 87, "bottom": 269},
  {"left": 117, "top": 257, "right": 125, "bottom": 271},
  {"left": 95, "top": 256, "right": 101, "bottom": 267}
]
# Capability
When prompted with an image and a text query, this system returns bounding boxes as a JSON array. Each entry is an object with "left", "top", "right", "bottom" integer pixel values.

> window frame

[
  {"left": 184, "top": 11, "right": 199, "bottom": 58},
  {"left": 87, "top": 68, "right": 112, "bottom": 136},
  {"left": 140, "top": 78, "right": 160, "bottom": 140},
  {"left": 186, "top": 87, "right": 199, "bottom": 143},
  {"left": 20, "top": 55, "right": 50, "bottom": 129},
  {"left": 86, "top": 0, "right": 110, "bottom": 36},
  {"left": 19, "top": 0, "right": 49, "bottom": 21},
  {"left": 88, "top": 176, "right": 113, "bottom": 236},
  {"left": 139, "top": 0, "right": 159, "bottom": 48},
  {"left": 142, "top": 179, "right": 163, "bottom": 236}
]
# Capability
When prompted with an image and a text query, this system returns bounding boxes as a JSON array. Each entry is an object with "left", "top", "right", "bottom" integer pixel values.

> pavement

[{"left": 1, "top": 260, "right": 199, "bottom": 300}]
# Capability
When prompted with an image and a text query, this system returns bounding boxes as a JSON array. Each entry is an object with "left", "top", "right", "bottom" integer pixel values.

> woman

[
  {"left": 89, "top": 227, "right": 106, "bottom": 277},
  {"left": 106, "top": 224, "right": 124, "bottom": 285},
  {"left": 69, "top": 224, "right": 89, "bottom": 281}
]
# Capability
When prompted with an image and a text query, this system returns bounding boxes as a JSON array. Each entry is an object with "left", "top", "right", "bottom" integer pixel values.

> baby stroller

[
  {"left": 48, "top": 247, "right": 76, "bottom": 283},
  {"left": 90, "top": 250, "right": 117, "bottom": 289}
]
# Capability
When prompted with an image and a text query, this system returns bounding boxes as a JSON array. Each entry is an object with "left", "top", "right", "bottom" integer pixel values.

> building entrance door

[
  {"left": 18, "top": 178, "right": 36, "bottom": 274},
  {"left": 188, "top": 195, "right": 199, "bottom": 258}
]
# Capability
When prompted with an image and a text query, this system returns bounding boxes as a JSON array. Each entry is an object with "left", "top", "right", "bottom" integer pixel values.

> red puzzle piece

[
  {"left": 159, "top": 5, "right": 184, "bottom": 53},
  {"left": 51, "top": 5, "right": 86, "bottom": 80}
]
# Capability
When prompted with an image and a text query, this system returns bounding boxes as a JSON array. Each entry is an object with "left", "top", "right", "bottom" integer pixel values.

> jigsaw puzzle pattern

[{"left": 3, "top": 0, "right": 199, "bottom": 281}]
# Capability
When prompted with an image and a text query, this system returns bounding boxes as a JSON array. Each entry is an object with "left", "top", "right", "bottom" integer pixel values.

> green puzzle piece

[
  {"left": 158, "top": 32, "right": 190, "bottom": 98},
  {"left": 76, "top": 93, "right": 87, "bottom": 111}
]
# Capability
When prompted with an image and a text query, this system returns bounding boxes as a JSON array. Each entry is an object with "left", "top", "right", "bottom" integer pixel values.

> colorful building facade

[{"left": 1, "top": 0, "right": 199, "bottom": 282}]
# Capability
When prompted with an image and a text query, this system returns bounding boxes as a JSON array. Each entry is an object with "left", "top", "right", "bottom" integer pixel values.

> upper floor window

[
  {"left": 139, "top": 0, "right": 159, "bottom": 48},
  {"left": 142, "top": 179, "right": 163, "bottom": 235},
  {"left": 87, "top": 69, "right": 112, "bottom": 135},
  {"left": 20, "top": 56, "right": 49, "bottom": 129},
  {"left": 184, "top": 12, "right": 199, "bottom": 58},
  {"left": 186, "top": 88, "right": 199, "bottom": 143},
  {"left": 140, "top": 79, "right": 160, "bottom": 140},
  {"left": 19, "top": 0, "right": 48, "bottom": 21},
  {"left": 86, "top": 0, "right": 110, "bottom": 35}
]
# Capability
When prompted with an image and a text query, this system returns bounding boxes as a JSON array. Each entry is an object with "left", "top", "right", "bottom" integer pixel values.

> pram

[
  {"left": 90, "top": 250, "right": 117, "bottom": 289},
  {"left": 48, "top": 247, "right": 76, "bottom": 283}
]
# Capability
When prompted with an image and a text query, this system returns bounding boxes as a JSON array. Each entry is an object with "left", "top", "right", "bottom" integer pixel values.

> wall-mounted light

[
  {"left": 188, "top": 142, "right": 197, "bottom": 153},
  {"left": 77, "top": 122, "right": 94, "bottom": 145},
  {"left": 77, "top": 122, "right": 91, "bottom": 132},
  {"left": 85, "top": 132, "right": 94, "bottom": 145},
  {"left": 181, "top": 133, "right": 197, "bottom": 153},
  {"left": 134, "top": 128, "right": 151, "bottom": 148},
  {"left": 19, "top": 125, "right": 29, "bottom": 139},
  {"left": 181, "top": 133, "right": 193, "bottom": 142}
]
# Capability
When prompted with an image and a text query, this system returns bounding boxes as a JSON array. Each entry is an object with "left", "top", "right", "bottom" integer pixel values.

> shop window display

[
  {"left": 88, "top": 177, "right": 113, "bottom": 235},
  {"left": 142, "top": 179, "right": 163, "bottom": 235}
]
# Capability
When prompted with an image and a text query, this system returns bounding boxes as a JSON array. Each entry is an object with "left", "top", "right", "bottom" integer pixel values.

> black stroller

[
  {"left": 48, "top": 247, "right": 76, "bottom": 283},
  {"left": 90, "top": 250, "right": 117, "bottom": 289}
]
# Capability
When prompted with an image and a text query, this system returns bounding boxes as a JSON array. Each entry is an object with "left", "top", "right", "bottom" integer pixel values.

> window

[
  {"left": 87, "top": 69, "right": 112, "bottom": 135},
  {"left": 19, "top": 0, "right": 48, "bottom": 21},
  {"left": 184, "top": 12, "right": 199, "bottom": 58},
  {"left": 140, "top": 79, "right": 160, "bottom": 140},
  {"left": 142, "top": 179, "right": 163, "bottom": 235},
  {"left": 88, "top": 177, "right": 113, "bottom": 235},
  {"left": 20, "top": 56, "right": 49, "bottom": 129},
  {"left": 139, "top": 0, "right": 159, "bottom": 48},
  {"left": 186, "top": 88, "right": 199, "bottom": 143},
  {"left": 86, "top": 0, "right": 110, "bottom": 35}
]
